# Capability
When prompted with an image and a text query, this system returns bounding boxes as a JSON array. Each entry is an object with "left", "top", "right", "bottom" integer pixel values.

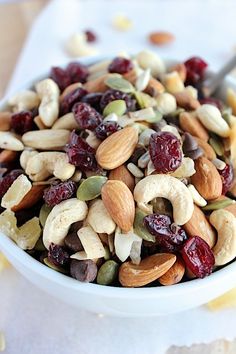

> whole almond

[
  {"left": 119, "top": 253, "right": 176, "bottom": 287},
  {"left": 179, "top": 112, "right": 209, "bottom": 142},
  {"left": 193, "top": 136, "right": 216, "bottom": 160},
  {"left": 12, "top": 185, "right": 45, "bottom": 212},
  {"left": 0, "top": 112, "right": 11, "bottom": 131},
  {"left": 0, "top": 150, "right": 18, "bottom": 163},
  {"left": 145, "top": 77, "right": 165, "bottom": 97},
  {"left": 169, "top": 63, "right": 187, "bottom": 82},
  {"left": 158, "top": 257, "right": 185, "bottom": 285},
  {"left": 109, "top": 164, "right": 135, "bottom": 191},
  {"left": 84, "top": 74, "right": 109, "bottom": 93},
  {"left": 148, "top": 31, "right": 175, "bottom": 46},
  {"left": 96, "top": 126, "right": 138, "bottom": 170},
  {"left": 191, "top": 157, "right": 222, "bottom": 200},
  {"left": 183, "top": 204, "right": 216, "bottom": 248},
  {"left": 174, "top": 91, "right": 200, "bottom": 110},
  {"left": 101, "top": 180, "right": 135, "bottom": 232}
]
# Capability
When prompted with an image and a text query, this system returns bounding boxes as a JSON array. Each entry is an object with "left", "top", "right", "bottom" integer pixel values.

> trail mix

[{"left": 0, "top": 51, "right": 235, "bottom": 287}]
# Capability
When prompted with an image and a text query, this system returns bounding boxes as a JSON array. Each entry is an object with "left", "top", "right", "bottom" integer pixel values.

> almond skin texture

[
  {"left": 145, "top": 77, "right": 165, "bottom": 97},
  {"left": 101, "top": 180, "right": 135, "bottom": 232},
  {"left": 158, "top": 257, "right": 185, "bottom": 285},
  {"left": 109, "top": 164, "right": 135, "bottom": 192},
  {"left": 183, "top": 204, "right": 216, "bottom": 248},
  {"left": 84, "top": 74, "right": 109, "bottom": 93},
  {"left": 12, "top": 185, "right": 45, "bottom": 212},
  {"left": 179, "top": 112, "right": 209, "bottom": 142},
  {"left": 193, "top": 137, "right": 216, "bottom": 160},
  {"left": 119, "top": 253, "right": 176, "bottom": 287},
  {"left": 191, "top": 157, "right": 222, "bottom": 200},
  {"left": 148, "top": 31, "right": 175, "bottom": 46},
  {"left": 123, "top": 69, "right": 137, "bottom": 85},
  {"left": 0, "top": 112, "right": 11, "bottom": 131},
  {"left": 96, "top": 126, "right": 138, "bottom": 170},
  {"left": 174, "top": 92, "right": 200, "bottom": 111}
]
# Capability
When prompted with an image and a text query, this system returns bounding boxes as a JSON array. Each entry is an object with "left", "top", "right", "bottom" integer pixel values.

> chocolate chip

[
  {"left": 64, "top": 232, "right": 84, "bottom": 252},
  {"left": 70, "top": 259, "right": 97, "bottom": 282},
  {"left": 187, "top": 147, "right": 203, "bottom": 160},
  {"left": 183, "top": 132, "right": 198, "bottom": 153}
]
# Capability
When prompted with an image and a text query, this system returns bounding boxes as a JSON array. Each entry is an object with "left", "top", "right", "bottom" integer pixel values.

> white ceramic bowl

[{"left": 0, "top": 56, "right": 235, "bottom": 317}]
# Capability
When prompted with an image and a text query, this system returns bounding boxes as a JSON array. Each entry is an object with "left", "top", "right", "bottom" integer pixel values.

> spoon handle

[{"left": 203, "top": 55, "right": 236, "bottom": 97}]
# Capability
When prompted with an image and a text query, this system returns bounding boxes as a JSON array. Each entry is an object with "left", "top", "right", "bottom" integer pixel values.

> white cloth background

[{"left": 2, "top": 0, "right": 236, "bottom": 353}]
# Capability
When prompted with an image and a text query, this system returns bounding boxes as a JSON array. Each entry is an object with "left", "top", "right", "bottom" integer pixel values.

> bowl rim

[{"left": 1, "top": 54, "right": 236, "bottom": 298}]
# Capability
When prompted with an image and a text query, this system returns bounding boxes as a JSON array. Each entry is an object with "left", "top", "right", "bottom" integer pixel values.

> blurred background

[{"left": 1, "top": 1, "right": 236, "bottom": 353}]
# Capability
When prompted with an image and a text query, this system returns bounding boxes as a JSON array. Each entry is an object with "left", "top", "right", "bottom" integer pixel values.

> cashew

[
  {"left": 20, "top": 148, "right": 38, "bottom": 170},
  {"left": 22, "top": 129, "right": 70, "bottom": 150},
  {"left": 134, "top": 175, "right": 194, "bottom": 225},
  {"left": 43, "top": 198, "right": 88, "bottom": 249},
  {"left": 65, "top": 33, "right": 98, "bottom": 58},
  {"left": 35, "top": 78, "right": 60, "bottom": 127},
  {"left": 0, "top": 132, "right": 24, "bottom": 151},
  {"left": 196, "top": 104, "right": 230, "bottom": 137},
  {"left": 87, "top": 199, "right": 116, "bottom": 234},
  {"left": 162, "top": 71, "right": 185, "bottom": 94},
  {"left": 210, "top": 209, "right": 236, "bottom": 266},
  {"left": 52, "top": 112, "right": 79, "bottom": 130},
  {"left": 135, "top": 68, "right": 151, "bottom": 91},
  {"left": 8, "top": 90, "right": 40, "bottom": 112},
  {"left": 136, "top": 50, "right": 166, "bottom": 76},
  {"left": 34, "top": 115, "right": 47, "bottom": 130},
  {"left": 85, "top": 130, "right": 101, "bottom": 149},
  {"left": 187, "top": 184, "right": 207, "bottom": 207},
  {"left": 170, "top": 157, "right": 195, "bottom": 178},
  {"left": 156, "top": 93, "right": 177, "bottom": 115},
  {"left": 25, "top": 151, "right": 75, "bottom": 181}
]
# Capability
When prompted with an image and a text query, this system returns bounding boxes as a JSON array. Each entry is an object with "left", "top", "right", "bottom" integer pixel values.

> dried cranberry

[
  {"left": 60, "top": 87, "right": 88, "bottom": 115},
  {"left": 66, "top": 62, "right": 89, "bottom": 84},
  {"left": 70, "top": 259, "right": 98, "bottom": 282},
  {"left": 81, "top": 93, "right": 103, "bottom": 112},
  {"left": 43, "top": 181, "right": 77, "bottom": 207},
  {"left": 73, "top": 102, "right": 102, "bottom": 130},
  {"left": 144, "top": 213, "right": 187, "bottom": 252},
  {"left": 48, "top": 243, "right": 70, "bottom": 267},
  {"left": 95, "top": 122, "right": 120, "bottom": 140},
  {"left": 199, "top": 97, "right": 223, "bottom": 110},
  {"left": 84, "top": 29, "right": 97, "bottom": 42},
  {"left": 108, "top": 57, "right": 134, "bottom": 74},
  {"left": 100, "top": 89, "right": 136, "bottom": 112},
  {"left": 149, "top": 132, "right": 182, "bottom": 173},
  {"left": 184, "top": 57, "right": 208, "bottom": 86},
  {"left": 50, "top": 66, "right": 71, "bottom": 91},
  {"left": 218, "top": 163, "right": 234, "bottom": 194},
  {"left": 0, "top": 169, "right": 23, "bottom": 198},
  {"left": 66, "top": 130, "right": 98, "bottom": 171},
  {"left": 11, "top": 111, "right": 34, "bottom": 134},
  {"left": 181, "top": 236, "right": 215, "bottom": 278}
]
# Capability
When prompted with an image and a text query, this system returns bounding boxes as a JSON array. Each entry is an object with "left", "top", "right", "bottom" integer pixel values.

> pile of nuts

[{"left": 0, "top": 51, "right": 235, "bottom": 287}]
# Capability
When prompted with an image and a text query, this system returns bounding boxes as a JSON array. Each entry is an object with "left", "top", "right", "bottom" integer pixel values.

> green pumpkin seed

[
  {"left": 146, "top": 110, "right": 162, "bottom": 123},
  {"left": 104, "top": 246, "right": 111, "bottom": 260},
  {"left": 134, "top": 208, "right": 155, "bottom": 242},
  {"left": 43, "top": 257, "right": 68, "bottom": 274},
  {"left": 77, "top": 176, "right": 108, "bottom": 201},
  {"left": 133, "top": 91, "right": 156, "bottom": 109},
  {"left": 39, "top": 204, "right": 52, "bottom": 227},
  {"left": 202, "top": 198, "right": 235, "bottom": 211},
  {"left": 97, "top": 260, "right": 119, "bottom": 285},
  {"left": 103, "top": 100, "right": 127, "bottom": 117},
  {"left": 209, "top": 137, "right": 224, "bottom": 156},
  {"left": 169, "top": 108, "right": 185, "bottom": 117},
  {"left": 34, "top": 237, "right": 46, "bottom": 251},
  {"left": 105, "top": 75, "right": 135, "bottom": 93},
  {"left": 222, "top": 112, "right": 232, "bottom": 125}
]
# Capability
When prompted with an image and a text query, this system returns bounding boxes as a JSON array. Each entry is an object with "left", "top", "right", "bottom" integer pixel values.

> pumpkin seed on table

[
  {"left": 105, "top": 75, "right": 135, "bottom": 93},
  {"left": 39, "top": 204, "right": 52, "bottom": 227},
  {"left": 97, "top": 260, "right": 119, "bottom": 285},
  {"left": 202, "top": 198, "right": 235, "bottom": 211},
  {"left": 103, "top": 100, "right": 127, "bottom": 117},
  {"left": 77, "top": 176, "right": 108, "bottom": 201},
  {"left": 134, "top": 208, "right": 155, "bottom": 242}
]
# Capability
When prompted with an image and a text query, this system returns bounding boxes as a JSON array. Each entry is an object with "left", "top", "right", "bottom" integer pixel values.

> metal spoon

[{"left": 202, "top": 55, "right": 236, "bottom": 97}]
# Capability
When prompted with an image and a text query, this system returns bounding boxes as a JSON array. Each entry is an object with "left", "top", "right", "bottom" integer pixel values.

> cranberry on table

[
  {"left": 48, "top": 243, "right": 70, "bottom": 267},
  {"left": 144, "top": 213, "right": 187, "bottom": 252},
  {"left": 73, "top": 102, "right": 102, "bottom": 130},
  {"left": 184, "top": 57, "right": 208, "bottom": 86},
  {"left": 100, "top": 89, "right": 136, "bottom": 111},
  {"left": 70, "top": 259, "right": 98, "bottom": 282},
  {"left": 67, "top": 62, "right": 89, "bottom": 84},
  {"left": 43, "top": 181, "right": 77, "bottom": 207},
  {"left": 0, "top": 169, "right": 23, "bottom": 198},
  {"left": 149, "top": 132, "right": 182, "bottom": 173},
  {"left": 218, "top": 163, "right": 234, "bottom": 195},
  {"left": 81, "top": 93, "right": 103, "bottom": 112},
  {"left": 181, "top": 236, "right": 215, "bottom": 278},
  {"left": 108, "top": 57, "right": 134, "bottom": 74},
  {"left": 95, "top": 121, "right": 120, "bottom": 140},
  {"left": 66, "top": 130, "right": 98, "bottom": 171},
  {"left": 11, "top": 111, "right": 34, "bottom": 134},
  {"left": 60, "top": 87, "right": 88, "bottom": 115},
  {"left": 50, "top": 66, "right": 71, "bottom": 91},
  {"left": 84, "top": 29, "right": 97, "bottom": 42}
]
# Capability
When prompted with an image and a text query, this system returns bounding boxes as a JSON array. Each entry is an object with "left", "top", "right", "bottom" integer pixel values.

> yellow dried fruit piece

[
  {"left": 0, "top": 253, "right": 10, "bottom": 272},
  {"left": 112, "top": 14, "right": 133, "bottom": 31},
  {"left": 207, "top": 288, "right": 236, "bottom": 310},
  {"left": 0, "top": 332, "right": 6, "bottom": 352},
  {"left": 1, "top": 174, "right": 31, "bottom": 210}
]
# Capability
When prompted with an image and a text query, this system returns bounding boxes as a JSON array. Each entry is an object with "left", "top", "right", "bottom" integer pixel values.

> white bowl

[{"left": 0, "top": 56, "right": 235, "bottom": 317}]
